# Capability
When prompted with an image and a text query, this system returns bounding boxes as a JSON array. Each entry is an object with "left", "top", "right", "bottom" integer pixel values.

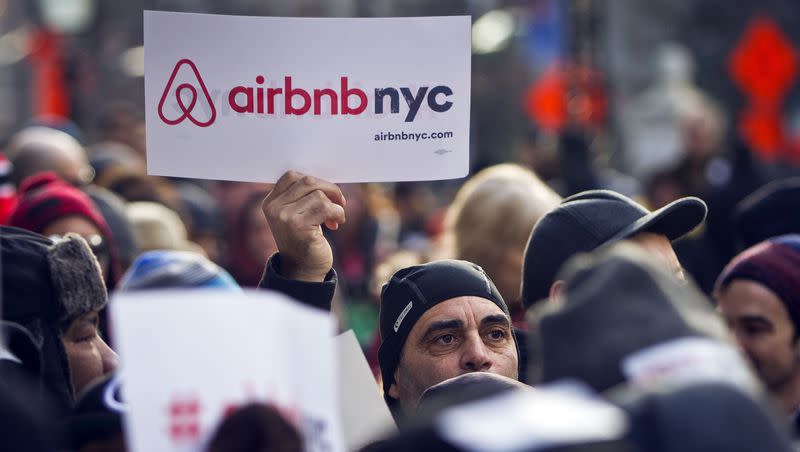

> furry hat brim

[{"left": 47, "top": 233, "right": 108, "bottom": 324}]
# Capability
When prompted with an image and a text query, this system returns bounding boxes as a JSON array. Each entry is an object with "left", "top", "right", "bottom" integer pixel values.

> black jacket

[{"left": 257, "top": 253, "right": 337, "bottom": 311}]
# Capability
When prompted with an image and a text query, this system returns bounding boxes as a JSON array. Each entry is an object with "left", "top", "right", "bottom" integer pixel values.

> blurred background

[{"left": 2, "top": 0, "right": 800, "bottom": 363}]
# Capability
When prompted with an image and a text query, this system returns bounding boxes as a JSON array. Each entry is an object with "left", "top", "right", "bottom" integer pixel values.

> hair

[
  {"left": 126, "top": 201, "right": 199, "bottom": 255},
  {"left": 95, "top": 101, "right": 143, "bottom": 144},
  {"left": 371, "top": 249, "right": 426, "bottom": 301},
  {"left": 7, "top": 127, "right": 92, "bottom": 187},
  {"left": 443, "top": 164, "right": 560, "bottom": 303},
  {"left": 205, "top": 403, "right": 303, "bottom": 452},
  {"left": 225, "top": 191, "right": 272, "bottom": 287}
]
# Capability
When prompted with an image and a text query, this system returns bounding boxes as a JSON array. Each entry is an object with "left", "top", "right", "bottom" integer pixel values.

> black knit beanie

[{"left": 377, "top": 259, "right": 509, "bottom": 405}]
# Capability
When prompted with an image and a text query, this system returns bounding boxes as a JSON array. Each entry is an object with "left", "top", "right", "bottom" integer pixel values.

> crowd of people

[{"left": 2, "top": 54, "right": 800, "bottom": 451}]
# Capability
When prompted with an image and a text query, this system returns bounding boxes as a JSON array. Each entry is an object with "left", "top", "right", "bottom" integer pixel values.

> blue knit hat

[{"left": 118, "top": 250, "right": 240, "bottom": 291}]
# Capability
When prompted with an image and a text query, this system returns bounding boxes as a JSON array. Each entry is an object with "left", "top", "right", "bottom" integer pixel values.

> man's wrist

[
  {"left": 260, "top": 253, "right": 337, "bottom": 311},
  {"left": 278, "top": 255, "right": 330, "bottom": 283}
]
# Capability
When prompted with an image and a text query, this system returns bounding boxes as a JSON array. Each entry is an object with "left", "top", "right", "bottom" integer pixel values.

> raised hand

[{"left": 262, "top": 171, "right": 346, "bottom": 282}]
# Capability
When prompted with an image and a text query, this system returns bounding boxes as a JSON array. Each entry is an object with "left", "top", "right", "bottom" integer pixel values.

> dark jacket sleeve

[{"left": 258, "top": 253, "right": 336, "bottom": 312}]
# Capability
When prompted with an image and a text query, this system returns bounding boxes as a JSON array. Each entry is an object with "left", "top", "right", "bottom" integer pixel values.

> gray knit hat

[{"left": 528, "top": 241, "right": 753, "bottom": 394}]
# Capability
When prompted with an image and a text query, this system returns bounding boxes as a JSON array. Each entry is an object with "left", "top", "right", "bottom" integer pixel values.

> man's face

[
  {"left": 388, "top": 296, "right": 518, "bottom": 411},
  {"left": 717, "top": 279, "right": 800, "bottom": 393},
  {"left": 62, "top": 310, "right": 119, "bottom": 395},
  {"left": 550, "top": 233, "right": 684, "bottom": 301},
  {"left": 42, "top": 215, "right": 101, "bottom": 239},
  {"left": 628, "top": 233, "right": 685, "bottom": 280}
]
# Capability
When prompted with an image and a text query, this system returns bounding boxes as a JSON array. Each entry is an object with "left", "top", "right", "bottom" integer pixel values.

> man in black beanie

[
  {"left": 378, "top": 259, "right": 518, "bottom": 415},
  {"left": 259, "top": 172, "right": 518, "bottom": 417}
]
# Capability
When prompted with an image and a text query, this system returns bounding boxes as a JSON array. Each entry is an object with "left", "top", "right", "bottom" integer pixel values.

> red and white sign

[
  {"left": 111, "top": 289, "right": 343, "bottom": 452},
  {"left": 144, "top": 11, "right": 471, "bottom": 183}
]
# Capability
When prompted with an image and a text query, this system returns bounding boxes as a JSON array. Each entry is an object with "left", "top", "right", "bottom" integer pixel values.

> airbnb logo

[
  {"left": 158, "top": 59, "right": 217, "bottom": 127},
  {"left": 157, "top": 58, "right": 454, "bottom": 127}
]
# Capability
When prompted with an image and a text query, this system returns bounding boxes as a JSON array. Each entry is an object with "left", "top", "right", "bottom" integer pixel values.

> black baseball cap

[{"left": 521, "top": 190, "right": 706, "bottom": 307}]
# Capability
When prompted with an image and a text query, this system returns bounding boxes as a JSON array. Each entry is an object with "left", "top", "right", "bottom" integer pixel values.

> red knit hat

[
  {"left": 10, "top": 172, "right": 108, "bottom": 234},
  {"left": 8, "top": 172, "right": 120, "bottom": 286},
  {"left": 715, "top": 235, "right": 800, "bottom": 331}
]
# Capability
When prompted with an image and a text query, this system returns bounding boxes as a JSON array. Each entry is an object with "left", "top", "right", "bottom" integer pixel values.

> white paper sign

[
  {"left": 621, "top": 337, "right": 757, "bottom": 393},
  {"left": 144, "top": 11, "right": 471, "bottom": 183},
  {"left": 335, "top": 330, "right": 396, "bottom": 451},
  {"left": 437, "top": 381, "right": 628, "bottom": 452},
  {"left": 111, "top": 289, "right": 343, "bottom": 452}
]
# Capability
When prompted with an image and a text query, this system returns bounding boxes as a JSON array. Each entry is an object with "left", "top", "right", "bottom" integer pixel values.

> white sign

[
  {"left": 111, "top": 289, "right": 343, "bottom": 452},
  {"left": 622, "top": 337, "right": 757, "bottom": 393},
  {"left": 437, "top": 381, "right": 628, "bottom": 452},
  {"left": 144, "top": 11, "right": 471, "bottom": 183},
  {"left": 335, "top": 330, "right": 396, "bottom": 451}
]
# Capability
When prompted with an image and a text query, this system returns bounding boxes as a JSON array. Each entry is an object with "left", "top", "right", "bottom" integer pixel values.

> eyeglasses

[{"left": 49, "top": 234, "right": 110, "bottom": 269}]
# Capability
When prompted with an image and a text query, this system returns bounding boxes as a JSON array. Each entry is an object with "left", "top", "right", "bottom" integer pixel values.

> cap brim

[{"left": 604, "top": 196, "right": 707, "bottom": 246}]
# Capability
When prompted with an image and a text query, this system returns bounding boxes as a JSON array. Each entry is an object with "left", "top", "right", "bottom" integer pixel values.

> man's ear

[
  {"left": 548, "top": 280, "right": 565, "bottom": 302},
  {"left": 388, "top": 382, "right": 400, "bottom": 399},
  {"left": 388, "top": 368, "right": 401, "bottom": 399}
]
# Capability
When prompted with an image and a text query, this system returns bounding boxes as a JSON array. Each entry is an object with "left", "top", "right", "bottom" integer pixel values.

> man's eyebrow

[
  {"left": 82, "top": 312, "right": 100, "bottom": 326},
  {"left": 420, "top": 320, "right": 463, "bottom": 343},
  {"left": 480, "top": 314, "right": 511, "bottom": 329},
  {"left": 739, "top": 315, "right": 773, "bottom": 327}
]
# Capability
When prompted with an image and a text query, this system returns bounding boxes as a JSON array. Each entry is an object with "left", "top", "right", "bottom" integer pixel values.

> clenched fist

[{"left": 262, "top": 171, "right": 346, "bottom": 282}]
